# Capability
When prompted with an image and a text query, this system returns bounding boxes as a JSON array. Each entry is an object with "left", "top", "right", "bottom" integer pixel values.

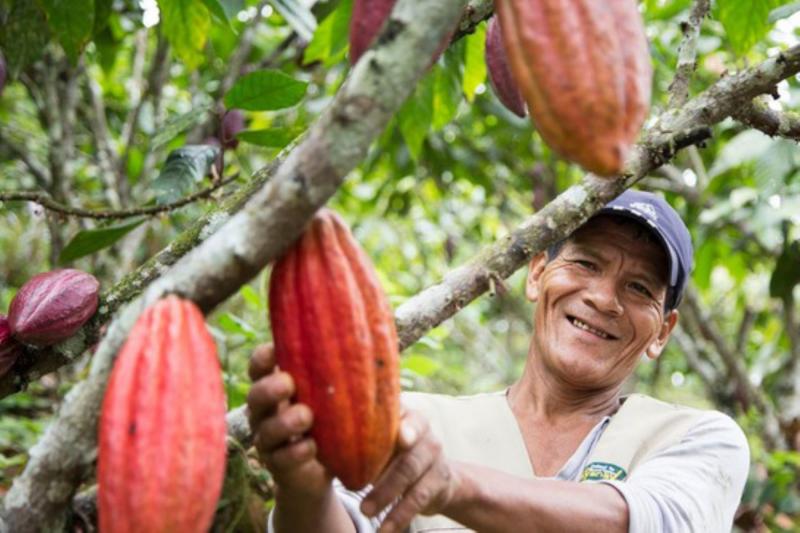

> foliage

[{"left": 1, "top": 0, "right": 799, "bottom": 530}]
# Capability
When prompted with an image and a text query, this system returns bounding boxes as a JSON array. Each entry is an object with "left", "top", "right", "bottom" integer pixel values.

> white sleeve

[
  {"left": 266, "top": 480, "right": 381, "bottom": 533},
  {"left": 599, "top": 412, "right": 750, "bottom": 533}
]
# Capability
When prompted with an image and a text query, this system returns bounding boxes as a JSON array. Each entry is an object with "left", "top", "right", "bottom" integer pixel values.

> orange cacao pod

[
  {"left": 485, "top": 17, "right": 526, "bottom": 118},
  {"left": 9, "top": 268, "right": 99, "bottom": 346},
  {"left": 495, "top": 0, "right": 652, "bottom": 176},
  {"left": 268, "top": 209, "right": 400, "bottom": 490},
  {"left": 98, "top": 296, "right": 227, "bottom": 533}
]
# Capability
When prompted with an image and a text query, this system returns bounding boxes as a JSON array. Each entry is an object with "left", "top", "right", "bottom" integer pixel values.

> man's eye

[
  {"left": 631, "top": 282, "right": 653, "bottom": 298},
  {"left": 575, "top": 260, "right": 596, "bottom": 270}
]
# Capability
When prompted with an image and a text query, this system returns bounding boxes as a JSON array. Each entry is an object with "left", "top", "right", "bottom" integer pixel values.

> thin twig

[
  {"left": 0, "top": 130, "right": 51, "bottom": 188},
  {"left": 668, "top": 0, "right": 711, "bottom": 109},
  {"left": 0, "top": 173, "right": 239, "bottom": 220}
]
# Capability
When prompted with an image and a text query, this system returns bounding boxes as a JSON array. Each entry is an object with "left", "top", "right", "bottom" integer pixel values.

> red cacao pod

[
  {"left": 485, "top": 17, "right": 526, "bottom": 118},
  {"left": 268, "top": 209, "right": 400, "bottom": 490},
  {"left": 98, "top": 296, "right": 227, "bottom": 533},
  {"left": 9, "top": 269, "right": 100, "bottom": 346},
  {"left": 0, "top": 315, "right": 22, "bottom": 377},
  {"left": 220, "top": 109, "right": 244, "bottom": 150},
  {"left": 495, "top": 0, "right": 652, "bottom": 176},
  {"left": 349, "top": 0, "right": 452, "bottom": 66}
]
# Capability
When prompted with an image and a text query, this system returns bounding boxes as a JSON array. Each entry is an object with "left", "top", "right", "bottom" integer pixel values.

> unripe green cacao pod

[
  {"left": 485, "top": 16, "right": 526, "bottom": 118},
  {"left": 268, "top": 209, "right": 400, "bottom": 490},
  {"left": 0, "top": 315, "right": 22, "bottom": 377},
  {"left": 9, "top": 269, "right": 100, "bottom": 346},
  {"left": 495, "top": 0, "right": 652, "bottom": 176},
  {"left": 98, "top": 296, "right": 228, "bottom": 533}
]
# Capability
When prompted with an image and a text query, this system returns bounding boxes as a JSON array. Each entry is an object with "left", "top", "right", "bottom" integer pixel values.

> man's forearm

[
  {"left": 443, "top": 462, "right": 628, "bottom": 533},
  {"left": 273, "top": 485, "right": 357, "bottom": 533}
]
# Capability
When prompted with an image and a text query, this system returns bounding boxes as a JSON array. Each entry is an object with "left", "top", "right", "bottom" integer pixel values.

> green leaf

[
  {"left": 432, "top": 56, "right": 463, "bottom": 131},
  {"left": 770, "top": 241, "right": 800, "bottom": 299},
  {"left": 151, "top": 103, "right": 213, "bottom": 151},
  {"left": 224, "top": 69, "right": 307, "bottom": 111},
  {"left": 159, "top": 0, "right": 211, "bottom": 69},
  {"left": 716, "top": 0, "right": 789, "bottom": 54},
  {"left": 93, "top": 0, "right": 113, "bottom": 35},
  {"left": 151, "top": 145, "right": 221, "bottom": 204},
  {"left": 0, "top": 1, "right": 50, "bottom": 77},
  {"left": 462, "top": 22, "right": 487, "bottom": 102},
  {"left": 769, "top": 0, "right": 800, "bottom": 21},
  {"left": 398, "top": 73, "right": 434, "bottom": 161},
  {"left": 239, "top": 285, "right": 262, "bottom": 309},
  {"left": 402, "top": 354, "right": 442, "bottom": 377},
  {"left": 202, "top": 0, "right": 243, "bottom": 28},
  {"left": 59, "top": 218, "right": 146, "bottom": 264},
  {"left": 38, "top": 0, "right": 94, "bottom": 63},
  {"left": 303, "top": 0, "right": 352, "bottom": 66},
  {"left": 269, "top": 0, "right": 317, "bottom": 41},
  {"left": 236, "top": 128, "right": 298, "bottom": 148}
]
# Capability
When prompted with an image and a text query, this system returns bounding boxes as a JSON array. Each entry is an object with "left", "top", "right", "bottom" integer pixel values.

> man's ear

[
  {"left": 526, "top": 252, "right": 548, "bottom": 302},
  {"left": 645, "top": 310, "right": 679, "bottom": 360}
]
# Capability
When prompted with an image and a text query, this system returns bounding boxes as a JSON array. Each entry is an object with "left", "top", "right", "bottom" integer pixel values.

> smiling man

[{"left": 248, "top": 190, "right": 750, "bottom": 533}]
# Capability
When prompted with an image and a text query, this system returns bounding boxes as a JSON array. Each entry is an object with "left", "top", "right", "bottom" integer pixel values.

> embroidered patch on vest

[{"left": 580, "top": 461, "right": 627, "bottom": 482}]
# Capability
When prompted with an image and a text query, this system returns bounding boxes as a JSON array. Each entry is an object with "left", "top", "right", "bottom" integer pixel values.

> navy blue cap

[{"left": 597, "top": 190, "right": 693, "bottom": 311}]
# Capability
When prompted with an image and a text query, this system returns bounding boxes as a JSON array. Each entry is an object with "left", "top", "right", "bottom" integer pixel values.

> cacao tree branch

[
  {"left": 668, "top": 0, "right": 711, "bottom": 109},
  {"left": 0, "top": 173, "right": 239, "bottom": 220},
  {"left": 0, "top": 129, "right": 51, "bottom": 189},
  {"left": 0, "top": 1, "right": 470, "bottom": 529},
  {"left": 731, "top": 97, "right": 800, "bottom": 141}
]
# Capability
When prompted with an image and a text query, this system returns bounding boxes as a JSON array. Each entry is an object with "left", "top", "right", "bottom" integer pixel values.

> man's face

[{"left": 526, "top": 215, "right": 678, "bottom": 391}]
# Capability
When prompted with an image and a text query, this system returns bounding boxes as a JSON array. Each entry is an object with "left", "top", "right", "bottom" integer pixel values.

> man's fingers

[
  {"left": 247, "top": 371, "right": 295, "bottom": 425},
  {"left": 396, "top": 409, "right": 429, "bottom": 451},
  {"left": 253, "top": 403, "right": 313, "bottom": 453},
  {"left": 248, "top": 343, "right": 276, "bottom": 381},
  {"left": 264, "top": 438, "right": 318, "bottom": 472},
  {"left": 362, "top": 421, "right": 436, "bottom": 517},
  {"left": 377, "top": 466, "right": 440, "bottom": 533}
]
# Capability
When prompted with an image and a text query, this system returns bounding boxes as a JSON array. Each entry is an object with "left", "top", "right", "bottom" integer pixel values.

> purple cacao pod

[
  {"left": 485, "top": 17, "right": 526, "bottom": 118},
  {"left": 220, "top": 109, "right": 244, "bottom": 150},
  {"left": 0, "top": 315, "right": 22, "bottom": 377},
  {"left": 9, "top": 269, "right": 100, "bottom": 347}
]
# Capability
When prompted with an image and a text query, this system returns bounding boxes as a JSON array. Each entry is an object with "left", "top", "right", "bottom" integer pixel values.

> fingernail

[
  {"left": 400, "top": 424, "right": 417, "bottom": 445},
  {"left": 361, "top": 500, "right": 375, "bottom": 517}
]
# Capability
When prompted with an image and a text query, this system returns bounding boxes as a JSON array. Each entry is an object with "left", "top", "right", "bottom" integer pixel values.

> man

[{"left": 247, "top": 190, "right": 750, "bottom": 532}]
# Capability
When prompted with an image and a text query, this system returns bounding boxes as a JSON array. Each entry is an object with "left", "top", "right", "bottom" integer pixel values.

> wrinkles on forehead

[{"left": 567, "top": 215, "right": 670, "bottom": 289}]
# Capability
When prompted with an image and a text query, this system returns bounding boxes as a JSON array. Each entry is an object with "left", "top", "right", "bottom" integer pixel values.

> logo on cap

[{"left": 629, "top": 202, "right": 658, "bottom": 222}]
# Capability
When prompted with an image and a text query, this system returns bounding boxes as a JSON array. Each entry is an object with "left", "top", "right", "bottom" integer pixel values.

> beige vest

[{"left": 401, "top": 391, "right": 705, "bottom": 532}]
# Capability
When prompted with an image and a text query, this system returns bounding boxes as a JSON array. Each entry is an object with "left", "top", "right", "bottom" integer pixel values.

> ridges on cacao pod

[
  {"left": 268, "top": 209, "right": 400, "bottom": 490},
  {"left": 98, "top": 296, "right": 228, "bottom": 533},
  {"left": 8, "top": 268, "right": 100, "bottom": 347},
  {"left": 485, "top": 16, "right": 526, "bottom": 118},
  {"left": 0, "top": 315, "right": 22, "bottom": 377},
  {"left": 349, "top": 0, "right": 452, "bottom": 66},
  {"left": 495, "top": 0, "right": 652, "bottom": 176}
]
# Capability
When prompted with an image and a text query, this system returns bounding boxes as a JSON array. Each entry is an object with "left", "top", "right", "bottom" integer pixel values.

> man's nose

[{"left": 583, "top": 276, "right": 624, "bottom": 316}]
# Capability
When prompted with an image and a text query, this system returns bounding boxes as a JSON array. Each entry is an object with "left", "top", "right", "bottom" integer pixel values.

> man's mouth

[{"left": 567, "top": 315, "right": 617, "bottom": 340}]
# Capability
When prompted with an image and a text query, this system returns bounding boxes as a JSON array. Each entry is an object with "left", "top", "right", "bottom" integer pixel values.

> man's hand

[
  {"left": 361, "top": 409, "right": 459, "bottom": 533},
  {"left": 247, "top": 343, "right": 331, "bottom": 497}
]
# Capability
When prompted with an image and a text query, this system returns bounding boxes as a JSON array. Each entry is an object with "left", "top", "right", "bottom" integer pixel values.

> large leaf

[
  {"left": 93, "top": 0, "right": 113, "bottom": 34},
  {"left": 268, "top": 0, "right": 317, "bottom": 41},
  {"left": 398, "top": 73, "right": 435, "bottom": 161},
  {"left": 769, "top": 0, "right": 800, "bottom": 21},
  {"left": 159, "top": 0, "right": 211, "bottom": 69},
  {"left": 432, "top": 53, "right": 463, "bottom": 131},
  {"left": 709, "top": 130, "right": 775, "bottom": 177},
  {"left": 770, "top": 240, "right": 800, "bottom": 299},
  {"left": 224, "top": 69, "right": 307, "bottom": 111},
  {"left": 202, "top": 0, "right": 243, "bottom": 29},
  {"left": 304, "top": 0, "right": 352, "bottom": 66},
  {"left": 0, "top": 1, "right": 50, "bottom": 77},
  {"left": 236, "top": 128, "right": 298, "bottom": 149},
  {"left": 59, "top": 218, "right": 146, "bottom": 264},
  {"left": 151, "top": 103, "right": 213, "bottom": 151},
  {"left": 716, "top": 0, "right": 791, "bottom": 54},
  {"left": 462, "top": 22, "right": 487, "bottom": 103},
  {"left": 39, "top": 0, "right": 94, "bottom": 63},
  {"left": 151, "top": 145, "right": 221, "bottom": 204}
]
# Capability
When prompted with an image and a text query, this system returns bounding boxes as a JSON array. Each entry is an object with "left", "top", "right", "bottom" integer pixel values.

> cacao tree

[{"left": 0, "top": 0, "right": 799, "bottom": 531}]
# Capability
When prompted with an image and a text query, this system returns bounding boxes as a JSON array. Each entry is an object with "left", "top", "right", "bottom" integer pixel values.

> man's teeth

[{"left": 571, "top": 317, "right": 611, "bottom": 339}]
